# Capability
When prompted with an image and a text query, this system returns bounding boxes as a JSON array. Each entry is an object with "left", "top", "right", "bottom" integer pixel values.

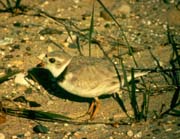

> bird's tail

[{"left": 121, "top": 71, "right": 149, "bottom": 87}]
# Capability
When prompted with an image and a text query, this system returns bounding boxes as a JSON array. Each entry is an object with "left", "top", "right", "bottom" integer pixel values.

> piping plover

[{"left": 38, "top": 51, "right": 147, "bottom": 119}]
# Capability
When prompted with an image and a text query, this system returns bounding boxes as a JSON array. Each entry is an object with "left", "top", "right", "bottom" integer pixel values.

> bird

[{"left": 38, "top": 50, "right": 148, "bottom": 119}]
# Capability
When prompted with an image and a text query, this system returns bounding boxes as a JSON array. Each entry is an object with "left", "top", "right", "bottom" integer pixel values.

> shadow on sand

[{"left": 28, "top": 68, "right": 111, "bottom": 104}]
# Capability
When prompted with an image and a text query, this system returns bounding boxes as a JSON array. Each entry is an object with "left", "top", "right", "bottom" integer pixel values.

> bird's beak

[
  {"left": 36, "top": 53, "right": 46, "bottom": 68},
  {"left": 36, "top": 61, "right": 44, "bottom": 68}
]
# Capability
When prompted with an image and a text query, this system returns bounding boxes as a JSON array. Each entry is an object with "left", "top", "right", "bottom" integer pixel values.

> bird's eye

[{"left": 49, "top": 58, "right": 56, "bottom": 63}]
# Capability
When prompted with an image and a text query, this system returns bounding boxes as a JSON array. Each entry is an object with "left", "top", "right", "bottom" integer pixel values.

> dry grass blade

[
  {"left": 148, "top": 48, "right": 170, "bottom": 84},
  {"left": 96, "top": 0, "right": 137, "bottom": 60},
  {"left": 0, "top": 1, "right": 7, "bottom": 9},
  {"left": 4, "top": 107, "right": 72, "bottom": 122},
  {"left": 0, "top": 102, "right": 6, "bottom": 124},
  {"left": 3, "top": 106, "right": 131, "bottom": 125},
  {"left": 0, "top": 70, "right": 22, "bottom": 84},
  {"left": 0, "top": 0, "right": 24, "bottom": 13}
]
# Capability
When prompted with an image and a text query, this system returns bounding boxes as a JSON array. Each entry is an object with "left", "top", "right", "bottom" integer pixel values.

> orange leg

[
  {"left": 88, "top": 97, "right": 100, "bottom": 120},
  {"left": 87, "top": 100, "right": 95, "bottom": 116}
]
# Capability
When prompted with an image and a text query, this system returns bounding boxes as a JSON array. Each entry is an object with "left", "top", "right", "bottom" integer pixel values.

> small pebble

[
  {"left": 38, "top": 53, "right": 46, "bottom": 60},
  {"left": 73, "top": 0, "right": 79, "bottom": 4},
  {"left": 127, "top": 130, "right": 134, "bottom": 137},
  {"left": 100, "top": 10, "right": 112, "bottom": 21},
  {"left": 40, "top": 36, "right": 45, "bottom": 40},
  {"left": 64, "top": 123, "right": 69, "bottom": 127},
  {"left": 26, "top": 46, "right": 31, "bottom": 51},
  {"left": 111, "top": 122, "right": 119, "bottom": 128},
  {"left": 33, "top": 124, "right": 49, "bottom": 134},
  {"left": 73, "top": 131, "right": 80, "bottom": 138},
  {"left": 0, "top": 37, "right": 13, "bottom": 46},
  {"left": 4, "top": 55, "right": 13, "bottom": 59},
  {"left": 24, "top": 88, "right": 33, "bottom": 94},
  {"left": 12, "top": 135, "right": 18, "bottom": 139},
  {"left": 165, "top": 128, "right": 172, "bottom": 132},
  {"left": 14, "top": 73, "right": 30, "bottom": 87},
  {"left": 24, "top": 131, "right": 31, "bottom": 137},
  {"left": 0, "top": 51, "right": 5, "bottom": 56},
  {"left": 134, "top": 131, "right": 142, "bottom": 138},
  {"left": 47, "top": 100, "right": 54, "bottom": 105},
  {"left": 12, "top": 44, "right": 20, "bottom": 49},
  {"left": 118, "top": 2, "right": 131, "bottom": 16},
  {"left": 66, "top": 33, "right": 77, "bottom": 44},
  {"left": 0, "top": 133, "right": 5, "bottom": 139},
  {"left": 147, "top": 20, "right": 151, "bottom": 25}
]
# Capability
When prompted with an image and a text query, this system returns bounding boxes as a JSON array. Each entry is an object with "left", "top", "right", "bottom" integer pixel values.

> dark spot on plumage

[
  {"left": 110, "top": 81, "right": 119, "bottom": 86},
  {"left": 70, "top": 75, "right": 78, "bottom": 82}
]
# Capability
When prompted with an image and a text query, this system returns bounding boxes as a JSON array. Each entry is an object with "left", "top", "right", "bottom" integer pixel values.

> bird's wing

[{"left": 65, "top": 56, "right": 119, "bottom": 89}]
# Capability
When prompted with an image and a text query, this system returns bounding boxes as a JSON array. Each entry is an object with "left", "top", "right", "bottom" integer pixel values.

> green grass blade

[
  {"left": 15, "top": 0, "right": 21, "bottom": 8},
  {"left": 97, "top": 0, "right": 150, "bottom": 121},
  {"left": 130, "top": 68, "right": 140, "bottom": 120},
  {"left": 88, "top": 0, "right": 95, "bottom": 56},
  {"left": 119, "top": 58, "right": 130, "bottom": 92},
  {"left": 113, "top": 93, "right": 131, "bottom": 118}
]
